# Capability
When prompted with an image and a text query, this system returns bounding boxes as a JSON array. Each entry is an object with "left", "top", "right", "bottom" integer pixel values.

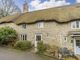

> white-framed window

[
  {"left": 20, "top": 34, "right": 27, "bottom": 40},
  {"left": 22, "top": 24, "right": 27, "bottom": 29},
  {"left": 35, "top": 33, "right": 42, "bottom": 41},
  {"left": 37, "top": 22, "right": 44, "bottom": 28},
  {"left": 71, "top": 21, "right": 80, "bottom": 29}
]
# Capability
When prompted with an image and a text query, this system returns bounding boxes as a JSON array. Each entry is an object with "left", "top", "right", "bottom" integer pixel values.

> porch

[{"left": 68, "top": 31, "right": 80, "bottom": 55}]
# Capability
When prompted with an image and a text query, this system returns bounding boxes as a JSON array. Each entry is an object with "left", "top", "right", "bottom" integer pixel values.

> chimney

[{"left": 23, "top": 2, "right": 28, "bottom": 13}]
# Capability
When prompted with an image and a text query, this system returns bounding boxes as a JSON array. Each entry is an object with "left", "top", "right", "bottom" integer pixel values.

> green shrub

[
  {"left": 0, "top": 26, "right": 18, "bottom": 46},
  {"left": 37, "top": 41, "right": 47, "bottom": 53},
  {"left": 14, "top": 40, "right": 32, "bottom": 51}
]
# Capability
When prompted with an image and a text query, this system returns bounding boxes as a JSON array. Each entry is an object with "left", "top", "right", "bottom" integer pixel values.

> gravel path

[{"left": 0, "top": 47, "right": 57, "bottom": 60}]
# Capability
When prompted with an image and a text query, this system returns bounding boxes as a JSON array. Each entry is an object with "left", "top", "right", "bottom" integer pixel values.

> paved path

[{"left": 0, "top": 47, "right": 57, "bottom": 60}]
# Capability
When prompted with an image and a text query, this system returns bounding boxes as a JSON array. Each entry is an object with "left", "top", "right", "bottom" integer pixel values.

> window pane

[
  {"left": 21, "top": 35, "right": 22, "bottom": 40},
  {"left": 79, "top": 21, "right": 80, "bottom": 28},
  {"left": 36, "top": 35, "right": 41, "bottom": 41},
  {"left": 76, "top": 21, "right": 79, "bottom": 28},
  {"left": 71, "top": 21, "right": 76, "bottom": 28},
  {"left": 40, "top": 23, "right": 44, "bottom": 28},
  {"left": 37, "top": 22, "right": 44, "bottom": 28},
  {"left": 23, "top": 35, "right": 24, "bottom": 40},
  {"left": 22, "top": 24, "right": 26, "bottom": 29},
  {"left": 71, "top": 21, "right": 80, "bottom": 29},
  {"left": 25, "top": 34, "right": 27, "bottom": 40}
]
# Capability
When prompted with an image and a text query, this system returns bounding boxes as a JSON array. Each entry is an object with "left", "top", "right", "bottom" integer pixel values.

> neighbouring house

[{"left": 0, "top": 3, "right": 80, "bottom": 55}]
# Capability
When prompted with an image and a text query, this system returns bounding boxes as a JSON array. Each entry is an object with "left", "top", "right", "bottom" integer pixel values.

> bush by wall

[
  {"left": 0, "top": 26, "right": 18, "bottom": 46},
  {"left": 14, "top": 40, "right": 32, "bottom": 51},
  {"left": 37, "top": 41, "right": 47, "bottom": 53}
]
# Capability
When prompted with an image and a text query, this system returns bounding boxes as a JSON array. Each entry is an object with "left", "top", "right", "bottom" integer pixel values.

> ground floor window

[
  {"left": 20, "top": 34, "right": 27, "bottom": 40},
  {"left": 76, "top": 40, "right": 80, "bottom": 46},
  {"left": 35, "top": 33, "right": 42, "bottom": 41}
]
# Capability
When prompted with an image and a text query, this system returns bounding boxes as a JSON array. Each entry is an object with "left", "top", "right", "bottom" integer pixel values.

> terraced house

[{"left": 0, "top": 3, "right": 80, "bottom": 55}]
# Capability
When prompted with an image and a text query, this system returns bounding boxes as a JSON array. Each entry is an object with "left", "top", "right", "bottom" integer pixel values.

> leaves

[{"left": 0, "top": 26, "right": 18, "bottom": 45}]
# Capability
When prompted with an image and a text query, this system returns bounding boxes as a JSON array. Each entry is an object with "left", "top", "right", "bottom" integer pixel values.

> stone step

[{"left": 75, "top": 55, "right": 80, "bottom": 60}]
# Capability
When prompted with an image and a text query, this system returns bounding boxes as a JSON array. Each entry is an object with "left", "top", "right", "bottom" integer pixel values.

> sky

[{"left": 14, "top": 0, "right": 79, "bottom": 12}]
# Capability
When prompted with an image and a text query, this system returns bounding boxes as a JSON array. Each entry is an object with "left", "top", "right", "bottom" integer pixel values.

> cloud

[
  {"left": 76, "top": 0, "right": 80, "bottom": 3},
  {"left": 29, "top": 0, "right": 70, "bottom": 11}
]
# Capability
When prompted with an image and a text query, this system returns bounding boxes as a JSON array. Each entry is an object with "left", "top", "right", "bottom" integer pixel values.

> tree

[
  {"left": 0, "top": 26, "right": 18, "bottom": 45},
  {"left": 0, "top": 0, "right": 21, "bottom": 18}
]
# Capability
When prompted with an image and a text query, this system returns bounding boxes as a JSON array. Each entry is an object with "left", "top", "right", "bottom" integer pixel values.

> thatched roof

[
  {"left": 0, "top": 14, "right": 20, "bottom": 24},
  {"left": 1, "top": 3, "right": 80, "bottom": 24},
  {"left": 15, "top": 3, "right": 80, "bottom": 24}
]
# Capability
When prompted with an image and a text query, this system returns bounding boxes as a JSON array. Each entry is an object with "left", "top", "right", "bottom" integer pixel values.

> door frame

[
  {"left": 73, "top": 38, "right": 80, "bottom": 55},
  {"left": 73, "top": 38, "right": 76, "bottom": 55},
  {"left": 34, "top": 33, "right": 42, "bottom": 51}
]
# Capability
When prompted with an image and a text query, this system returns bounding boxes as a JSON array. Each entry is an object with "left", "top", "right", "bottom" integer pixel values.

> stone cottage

[{"left": 0, "top": 3, "right": 80, "bottom": 55}]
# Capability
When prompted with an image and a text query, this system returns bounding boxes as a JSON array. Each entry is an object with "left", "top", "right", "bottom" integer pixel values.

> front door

[
  {"left": 34, "top": 34, "right": 42, "bottom": 52},
  {"left": 76, "top": 40, "right": 80, "bottom": 55}
]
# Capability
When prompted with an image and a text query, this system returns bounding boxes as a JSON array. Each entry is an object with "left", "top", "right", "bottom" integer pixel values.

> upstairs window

[
  {"left": 22, "top": 24, "right": 27, "bottom": 29},
  {"left": 71, "top": 21, "right": 80, "bottom": 29},
  {"left": 37, "top": 22, "right": 44, "bottom": 28}
]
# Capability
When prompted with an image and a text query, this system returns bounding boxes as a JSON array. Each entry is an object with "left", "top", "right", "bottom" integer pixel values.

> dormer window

[
  {"left": 37, "top": 22, "right": 44, "bottom": 28},
  {"left": 22, "top": 24, "right": 27, "bottom": 29},
  {"left": 71, "top": 21, "right": 80, "bottom": 29}
]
